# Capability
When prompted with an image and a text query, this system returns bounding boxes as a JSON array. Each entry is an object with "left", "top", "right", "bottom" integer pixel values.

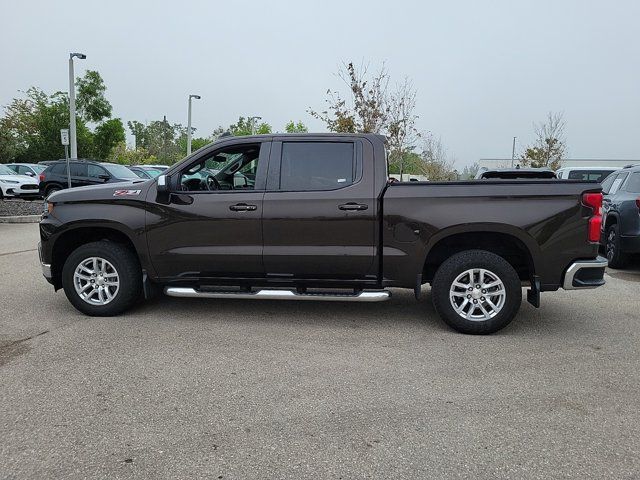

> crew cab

[{"left": 39, "top": 134, "right": 607, "bottom": 334}]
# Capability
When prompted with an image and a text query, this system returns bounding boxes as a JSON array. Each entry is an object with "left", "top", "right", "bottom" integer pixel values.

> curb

[{"left": 0, "top": 215, "right": 41, "bottom": 224}]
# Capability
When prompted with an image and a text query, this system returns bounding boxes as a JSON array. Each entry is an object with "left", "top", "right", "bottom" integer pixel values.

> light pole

[
  {"left": 68, "top": 52, "right": 86, "bottom": 160},
  {"left": 187, "top": 94, "right": 201, "bottom": 155},
  {"left": 511, "top": 136, "right": 517, "bottom": 167},
  {"left": 248, "top": 116, "right": 262, "bottom": 135}
]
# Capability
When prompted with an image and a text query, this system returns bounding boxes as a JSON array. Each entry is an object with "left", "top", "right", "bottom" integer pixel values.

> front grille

[{"left": 21, "top": 184, "right": 38, "bottom": 190}]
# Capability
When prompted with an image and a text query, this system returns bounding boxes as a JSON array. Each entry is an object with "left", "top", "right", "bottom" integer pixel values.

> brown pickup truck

[{"left": 39, "top": 133, "right": 607, "bottom": 334}]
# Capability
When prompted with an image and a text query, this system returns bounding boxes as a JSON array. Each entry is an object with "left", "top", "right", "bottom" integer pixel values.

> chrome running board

[{"left": 164, "top": 287, "right": 391, "bottom": 302}]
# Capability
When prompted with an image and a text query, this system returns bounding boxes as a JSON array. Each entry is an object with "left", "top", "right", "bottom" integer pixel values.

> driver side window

[{"left": 178, "top": 143, "right": 262, "bottom": 192}]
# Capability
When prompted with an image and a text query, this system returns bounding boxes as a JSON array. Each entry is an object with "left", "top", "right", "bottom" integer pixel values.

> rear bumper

[{"left": 562, "top": 256, "right": 608, "bottom": 290}]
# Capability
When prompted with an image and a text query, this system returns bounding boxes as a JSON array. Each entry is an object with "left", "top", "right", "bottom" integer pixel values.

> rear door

[{"left": 261, "top": 137, "right": 378, "bottom": 281}]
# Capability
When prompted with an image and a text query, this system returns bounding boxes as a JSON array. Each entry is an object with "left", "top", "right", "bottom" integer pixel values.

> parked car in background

[
  {"left": 39, "top": 160, "right": 141, "bottom": 198},
  {"left": 0, "top": 164, "right": 40, "bottom": 199},
  {"left": 127, "top": 166, "right": 164, "bottom": 179},
  {"left": 556, "top": 166, "right": 617, "bottom": 182},
  {"left": 600, "top": 165, "right": 640, "bottom": 268},
  {"left": 475, "top": 168, "right": 557, "bottom": 180},
  {"left": 6, "top": 163, "right": 47, "bottom": 178}
]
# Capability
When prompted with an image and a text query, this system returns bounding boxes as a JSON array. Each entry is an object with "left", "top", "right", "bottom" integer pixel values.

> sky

[{"left": 1, "top": 0, "right": 639, "bottom": 166}]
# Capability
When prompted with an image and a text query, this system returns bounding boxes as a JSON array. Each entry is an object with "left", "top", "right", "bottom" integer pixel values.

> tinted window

[
  {"left": 625, "top": 172, "right": 640, "bottom": 193},
  {"left": 7, "top": 165, "right": 19, "bottom": 173},
  {"left": 103, "top": 163, "right": 138, "bottom": 179},
  {"left": 568, "top": 170, "right": 616, "bottom": 182},
  {"left": 51, "top": 163, "right": 67, "bottom": 175},
  {"left": 280, "top": 142, "right": 355, "bottom": 191},
  {"left": 88, "top": 164, "right": 107, "bottom": 178},
  {"left": 70, "top": 163, "right": 87, "bottom": 177},
  {"left": 609, "top": 173, "right": 629, "bottom": 195},
  {"left": 600, "top": 173, "right": 616, "bottom": 193}
]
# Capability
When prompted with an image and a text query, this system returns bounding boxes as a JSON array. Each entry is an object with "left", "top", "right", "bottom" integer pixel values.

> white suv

[{"left": 0, "top": 164, "right": 40, "bottom": 199}]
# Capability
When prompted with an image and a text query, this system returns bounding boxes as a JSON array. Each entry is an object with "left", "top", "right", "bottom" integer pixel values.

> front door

[
  {"left": 261, "top": 138, "right": 378, "bottom": 281},
  {"left": 145, "top": 141, "right": 269, "bottom": 280}
]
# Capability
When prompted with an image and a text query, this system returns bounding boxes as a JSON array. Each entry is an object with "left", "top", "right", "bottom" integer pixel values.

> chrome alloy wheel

[
  {"left": 449, "top": 268, "right": 506, "bottom": 321},
  {"left": 73, "top": 257, "right": 120, "bottom": 305}
]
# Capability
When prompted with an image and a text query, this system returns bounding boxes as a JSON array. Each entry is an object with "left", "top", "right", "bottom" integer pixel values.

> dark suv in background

[
  {"left": 39, "top": 160, "right": 140, "bottom": 198},
  {"left": 601, "top": 165, "right": 640, "bottom": 268}
]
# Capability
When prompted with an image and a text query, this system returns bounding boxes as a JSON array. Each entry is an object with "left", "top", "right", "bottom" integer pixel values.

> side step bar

[{"left": 164, "top": 287, "right": 391, "bottom": 302}]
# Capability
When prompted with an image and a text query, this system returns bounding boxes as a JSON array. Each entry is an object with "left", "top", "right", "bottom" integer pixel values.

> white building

[{"left": 479, "top": 158, "right": 638, "bottom": 170}]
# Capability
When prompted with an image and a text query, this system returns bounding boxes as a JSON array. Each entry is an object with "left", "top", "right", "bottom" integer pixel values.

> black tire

[
  {"left": 605, "top": 223, "right": 628, "bottom": 269},
  {"left": 432, "top": 250, "right": 522, "bottom": 335},
  {"left": 45, "top": 185, "right": 62, "bottom": 198},
  {"left": 62, "top": 241, "right": 142, "bottom": 316}
]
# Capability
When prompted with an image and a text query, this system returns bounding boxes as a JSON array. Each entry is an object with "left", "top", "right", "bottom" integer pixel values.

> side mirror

[
  {"left": 98, "top": 174, "right": 110, "bottom": 181},
  {"left": 157, "top": 174, "right": 169, "bottom": 193},
  {"left": 25, "top": 171, "right": 35, "bottom": 177}
]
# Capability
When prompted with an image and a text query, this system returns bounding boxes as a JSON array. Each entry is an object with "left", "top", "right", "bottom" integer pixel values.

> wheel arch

[
  {"left": 50, "top": 223, "right": 143, "bottom": 289},
  {"left": 421, "top": 225, "right": 539, "bottom": 284}
]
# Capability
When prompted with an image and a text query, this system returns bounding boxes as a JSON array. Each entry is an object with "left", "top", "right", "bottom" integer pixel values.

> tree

[
  {"left": 75, "top": 70, "right": 112, "bottom": 123},
  {"left": 92, "top": 119, "right": 125, "bottom": 159},
  {"left": 108, "top": 142, "right": 157, "bottom": 165},
  {"left": 521, "top": 112, "right": 566, "bottom": 170},
  {"left": 309, "top": 62, "right": 390, "bottom": 134},
  {"left": 285, "top": 120, "right": 308, "bottom": 133},
  {"left": 461, "top": 162, "right": 480, "bottom": 179},
  {"left": 127, "top": 117, "right": 184, "bottom": 164},
  {"left": 387, "top": 78, "right": 421, "bottom": 176},
  {"left": 0, "top": 71, "right": 124, "bottom": 163},
  {"left": 229, "top": 116, "right": 272, "bottom": 136},
  {"left": 417, "top": 135, "right": 457, "bottom": 181},
  {"left": 310, "top": 62, "right": 422, "bottom": 175}
]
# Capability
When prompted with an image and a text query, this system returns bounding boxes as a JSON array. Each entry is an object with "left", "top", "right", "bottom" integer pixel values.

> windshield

[
  {"left": 103, "top": 163, "right": 139, "bottom": 179},
  {"left": 0, "top": 165, "right": 16, "bottom": 175},
  {"left": 142, "top": 168, "right": 163, "bottom": 178},
  {"left": 32, "top": 165, "right": 46, "bottom": 173}
]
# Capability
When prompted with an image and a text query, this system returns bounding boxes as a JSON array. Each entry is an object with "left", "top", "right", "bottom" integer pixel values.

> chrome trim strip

[
  {"left": 164, "top": 287, "right": 391, "bottom": 302},
  {"left": 562, "top": 256, "right": 608, "bottom": 290}
]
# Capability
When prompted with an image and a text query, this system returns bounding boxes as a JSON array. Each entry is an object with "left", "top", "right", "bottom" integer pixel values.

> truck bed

[{"left": 382, "top": 180, "right": 602, "bottom": 290}]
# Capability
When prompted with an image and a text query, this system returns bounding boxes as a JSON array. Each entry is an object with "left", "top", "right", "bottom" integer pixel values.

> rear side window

[
  {"left": 568, "top": 170, "right": 616, "bottom": 182},
  {"left": 625, "top": 173, "right": 640, "bottom": 193},
  {"left": 280, "top": 142, "right": 356, "bottom": 191},
  {"left": 70, "top": 163, "right": 87, "bottom": 177},
  {"left": 50, "top": 163, "right": 66, "bottom": 175},
  {"left": 609, "top": 173, "right": 629, "bottom": 195}
]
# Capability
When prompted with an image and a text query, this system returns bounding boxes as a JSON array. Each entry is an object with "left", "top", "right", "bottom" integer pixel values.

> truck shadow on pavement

[{"left": 128, "top": 286, "right": 582, "bottom": 338}]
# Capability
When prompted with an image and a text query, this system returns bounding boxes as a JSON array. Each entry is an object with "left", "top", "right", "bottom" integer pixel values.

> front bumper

[
  {"left": 3, "top": 185, "right": 41, "bottom": 197},
  {"left": 562, "top": 256, "right": 608, "bottom": 290},
  {"left": 38, "top": 242, "right": 53, "bottom": 283}
]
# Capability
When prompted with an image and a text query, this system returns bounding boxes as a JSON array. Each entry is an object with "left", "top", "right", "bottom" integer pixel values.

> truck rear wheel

[
  {"left": 431, "top": 250, "right": 522, "bottom": 334},
  {"left": 61, "top": 241, "right": 142, "bottom": 316}
]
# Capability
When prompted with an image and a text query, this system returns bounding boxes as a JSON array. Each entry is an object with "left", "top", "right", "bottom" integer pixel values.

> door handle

[
  {"left": 339, "top": 203, "right": 368, "bottom": 211},
  {"left": 229, "top": 203, "right": 257, "bottom": 212}
]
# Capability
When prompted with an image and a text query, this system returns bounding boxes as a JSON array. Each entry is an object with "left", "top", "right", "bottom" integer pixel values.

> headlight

[{"left": 0, "top": 179, "right": 19, "bottom": 184}]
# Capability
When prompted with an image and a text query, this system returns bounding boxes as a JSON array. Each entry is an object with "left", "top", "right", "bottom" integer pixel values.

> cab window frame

[
  {"left": 172, "top": 141, "right": 270, "bottom": 194},
  {"left": 266, "top": 139, "right": 363, "bottom": 192}
]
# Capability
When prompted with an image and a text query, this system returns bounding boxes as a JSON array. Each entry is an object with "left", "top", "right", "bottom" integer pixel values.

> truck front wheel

[
  {"left": 431, "top": 250, "right": 522, "bottom": 334},
  {"left": 61, "top": 241, "right": 142, "bottom": 316}
]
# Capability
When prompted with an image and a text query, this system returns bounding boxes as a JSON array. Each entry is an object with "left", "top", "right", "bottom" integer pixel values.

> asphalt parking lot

[{"left": 1, "top": 223, "right": 639, "bottom": 479}]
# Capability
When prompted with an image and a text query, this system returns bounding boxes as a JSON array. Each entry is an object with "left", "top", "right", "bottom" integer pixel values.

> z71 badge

[{"left": 113, "top": 189, "right": 141, "bottom": 197}]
